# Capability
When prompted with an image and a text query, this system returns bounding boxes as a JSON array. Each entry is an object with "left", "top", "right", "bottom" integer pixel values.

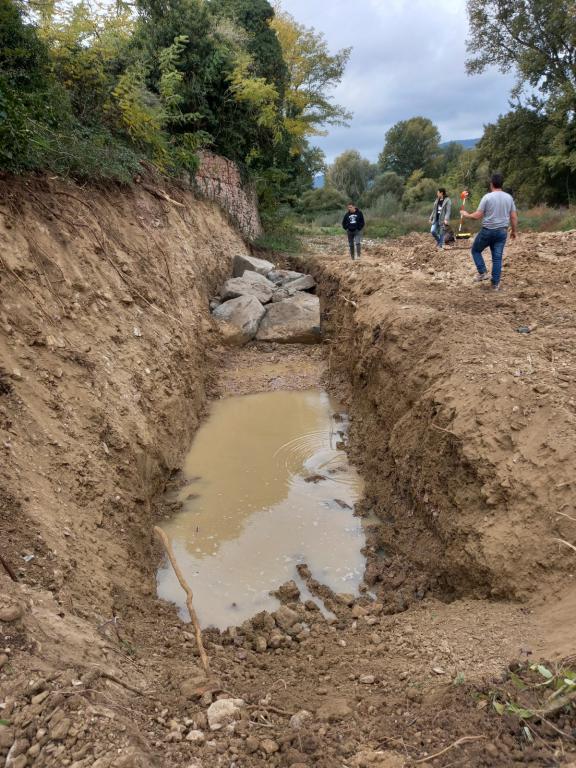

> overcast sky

[{"left": 280, "top": 0, "right": 515, "bottom": 163}]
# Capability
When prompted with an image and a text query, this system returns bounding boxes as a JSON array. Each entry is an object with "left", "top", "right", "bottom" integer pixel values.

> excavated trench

[{"left": 2, "top": 180, "right": 575, "bottom": 767}]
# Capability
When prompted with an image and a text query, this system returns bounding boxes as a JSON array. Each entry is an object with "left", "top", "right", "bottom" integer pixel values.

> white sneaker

[{"left": 473, "top": 273, "right": 490, "bottom": 283}]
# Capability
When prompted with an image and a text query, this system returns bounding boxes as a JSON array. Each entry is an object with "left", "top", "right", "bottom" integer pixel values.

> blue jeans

[
  {"left": 430, "top": 221, "right": 444, "bottom": 247},
  {"left": 471, "top": 227, "right": 508, "bottom": 285}
]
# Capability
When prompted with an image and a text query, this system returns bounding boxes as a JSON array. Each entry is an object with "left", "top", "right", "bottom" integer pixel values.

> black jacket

[{"left": 342, "top": 208, "right": 365, "bottom": 232}]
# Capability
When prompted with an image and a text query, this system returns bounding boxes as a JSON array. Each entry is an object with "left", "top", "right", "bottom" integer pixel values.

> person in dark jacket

[{"left": 342, "top": 203, "right": 365, "bottom": 260}]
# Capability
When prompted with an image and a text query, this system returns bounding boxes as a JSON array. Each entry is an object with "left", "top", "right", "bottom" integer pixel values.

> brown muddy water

[{"left": 157, "top": 389, "right": 365, "bottom": 629}]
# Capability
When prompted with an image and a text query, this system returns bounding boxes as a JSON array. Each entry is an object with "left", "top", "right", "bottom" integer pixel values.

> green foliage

[
  {"left": 298, "top": 185, "right": 348, "bottom": 213},
  {"left": 466, "top": 0, "right": 576, "bottom": 106},
  {"left": 0, "top": 0, "right": 348, "bottom": 214},
  {"left": 466, "top": 0, "right": 576, "bottom": 204},
  {"left": 402, "top": 171, "right": 438, "bottom": 210},
  {"left": 327, "top": 150, "right": 375, "bottom": 201},
  {"left": 361, "top": 171, "right": 405, "bottom": 208},
  {"left": 379, "top": 116, "right": 441, "bottom": 179},
  {"left": 271, "top": 8, "right": 352, "bottom": 154}
]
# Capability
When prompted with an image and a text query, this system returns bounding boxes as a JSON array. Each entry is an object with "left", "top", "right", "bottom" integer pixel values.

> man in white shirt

[{"left": 461, "top": 173, "right": 518, "bottom": 291}]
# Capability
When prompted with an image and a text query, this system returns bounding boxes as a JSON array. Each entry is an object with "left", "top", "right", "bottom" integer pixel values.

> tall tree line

[{"left": 0, "top": 0, "right": 350, "bottom": 210}]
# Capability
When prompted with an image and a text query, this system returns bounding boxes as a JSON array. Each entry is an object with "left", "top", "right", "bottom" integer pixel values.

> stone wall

[{"left": 194, "top": 151, "right": 263, "bottom": 240}]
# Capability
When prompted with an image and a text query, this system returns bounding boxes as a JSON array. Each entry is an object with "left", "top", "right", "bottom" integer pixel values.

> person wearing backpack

[
  {"left": 429, "top": 188, "right": 452, "bottom": 249},
  {"left": 342, "top": 203, "right": 365, "bottom": 260}
]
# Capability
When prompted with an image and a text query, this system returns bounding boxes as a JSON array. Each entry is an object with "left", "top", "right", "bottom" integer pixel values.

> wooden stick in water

[{"left": 154, "top": 526, "right": 210, "bottom": 674}]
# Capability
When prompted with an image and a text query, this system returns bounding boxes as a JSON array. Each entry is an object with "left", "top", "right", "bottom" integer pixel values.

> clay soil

[{"left": 1, "top": 178, "right": 576, "bottom": 768}]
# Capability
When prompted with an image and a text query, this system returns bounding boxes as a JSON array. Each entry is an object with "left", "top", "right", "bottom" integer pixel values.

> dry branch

[
  {"left": 414, "top": 736, "right": 487, "bottom": 763},
  {"left": 153, "top": 526, "right": 209, "bottom": 674},
  {"left": 554, "top": 538, "right": 576, "bottom": 554},
  {"left": 556, "top": 511, "right": 576, "bottom": 524}
]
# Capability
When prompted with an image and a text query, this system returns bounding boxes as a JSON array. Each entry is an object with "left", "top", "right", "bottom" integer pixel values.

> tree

[
  {"left": 327, "top": 150, "right": 375, "bottom": 201},
  {"left": 401, "top": 169, "right": 438, "bottom": 210},
  {"left": 378, "top": 117, "right": 441, "bottom": 178},
  {"left": 270, "top": 8, "right": 351, "bottom": 154},
  {"left": 210, "top": 0, "right": 287, "bottom": 94},
  {"left": 361, "top": 171, "right": 404, "bottom": 208},
  {"left": 466, "top": 0, "right": 576, "bottom": 203},
  {"left": 466, "top": 0, "right": 576, "bottom": 105},
  {"left": 298, "top": 185, "right": 348, "bottom": 213},
  {"left": 477, "top": 108, "right": 571, "bottom": 205}
]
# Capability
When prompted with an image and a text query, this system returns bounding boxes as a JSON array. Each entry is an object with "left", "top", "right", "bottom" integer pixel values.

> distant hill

[{"left": 440, "top": 138, "right": 480, "bottom": 150}]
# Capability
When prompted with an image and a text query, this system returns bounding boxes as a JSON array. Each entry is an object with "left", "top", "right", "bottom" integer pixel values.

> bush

[
  {"left": 367, "top": 192, "right": 401, "bottom": 217},
  {"left": 298, "top": 186, "right": 348, "bottom": 214}
]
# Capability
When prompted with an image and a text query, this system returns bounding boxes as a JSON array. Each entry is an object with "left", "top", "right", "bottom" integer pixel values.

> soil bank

[{"left": 0, "top": 177, "right": 575, "bottom": 768}]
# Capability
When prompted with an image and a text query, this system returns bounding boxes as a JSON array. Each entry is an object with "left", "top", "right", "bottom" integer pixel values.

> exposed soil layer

[
  {"left": 1, "top": 181, "right": 575, "bottom": 768},
  {"left": 299, "top": 233, "right": 576, "bottom": 607}
]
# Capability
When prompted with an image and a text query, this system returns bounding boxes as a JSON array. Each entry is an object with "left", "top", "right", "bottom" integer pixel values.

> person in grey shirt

[{"left": 461, "top": 173, "right": 518, "bottom": 290}]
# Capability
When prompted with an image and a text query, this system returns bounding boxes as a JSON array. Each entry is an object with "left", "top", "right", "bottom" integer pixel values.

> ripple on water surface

[{"left": 156, "top": 389, "right": 365, "bottom": 629}]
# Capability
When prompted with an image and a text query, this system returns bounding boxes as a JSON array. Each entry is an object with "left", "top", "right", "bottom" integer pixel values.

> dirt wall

[
  {"left": 0, "top": 175, "right": 249, "bottom": 660},
  {"left": 300, "top": 233, "right": 576, "bottom": 601}
]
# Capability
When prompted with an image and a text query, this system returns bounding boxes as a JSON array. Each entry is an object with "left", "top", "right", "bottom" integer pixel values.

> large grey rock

[
  {"left": 271, "top": 285, "right": 299, "bottom": 303},
  {"left": 233, "top": 253, "right": 275, "bottom": 278},
  {"left": 267, "top": 269, "right": 303, "bottom": 286},
  {"left": 256, "top": 293, "right": 321, "bottom": 344},
  {"left": 212, "top": 295, "right": 265, "bottom": 345},
  {"left": 221, "top": 272, "right": 275, "bottom": 304},
  {"left": 286, "top": 274, "right": 315, "bottom": 292}
]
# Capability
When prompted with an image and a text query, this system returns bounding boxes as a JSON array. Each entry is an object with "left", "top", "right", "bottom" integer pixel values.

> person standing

[
  {"left": 429, "top": 188, "right": 451, "bottom": 249},
  {"left": 461, "top": 173, "right": 518, "bottom": 291},
  {"left": 342, "top": 203, "right": 365, "bottom": 260}
]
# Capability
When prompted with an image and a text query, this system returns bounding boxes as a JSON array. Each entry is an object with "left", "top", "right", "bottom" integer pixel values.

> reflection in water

[{"left": 157, "top": 390, "right": 365, "bottom": 629}]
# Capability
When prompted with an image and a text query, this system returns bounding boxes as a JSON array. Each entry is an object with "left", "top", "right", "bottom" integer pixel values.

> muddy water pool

[{"left": 157, "top": 389, "right": 365, "bottom": 629}]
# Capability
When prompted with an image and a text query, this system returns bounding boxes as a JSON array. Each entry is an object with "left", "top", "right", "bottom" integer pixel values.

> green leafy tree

[
  {"left": 466, "top": 0, "right": 576, "bottom": 203},
  {"left": 466, "top": 0, "right": 576, "bottom": 105},
  {"left": 361, "top": 171, "right": 405, "bottom": 207},
  {"left": 328, "top": 150, "right": 375, "bottom": 201},
  {"left": 271, "top": 8, "right": 351, "bottom": 154},
  {"left": 210, "top": 0, "right": 287, "bottom": 94},
  {"left": 378, "top": 117, "right": 441, "bottom": 178},
  {"left": 401, "top": 169, "right": 438, "bottom": 210},
  {"left": 477, "top": 108, "right": 571, "bottom": 205},
  {"left": 298, "top": 185, "right": 348, "bottom": 213}
]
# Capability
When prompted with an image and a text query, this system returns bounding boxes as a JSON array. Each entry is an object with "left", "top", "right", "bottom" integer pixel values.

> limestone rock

[
  {"left": 256, "top": 294, "right": 321, "bottom": 344},
  {"left": 271, "top": 286, "right": 298, "bottom": 302},
  {"left": 221, "top": 272, "right": 275, "bottom": 304},
  {"left": 233, "top": 254, "right": 275, "bottom": 278},
  {"left": 213, "top": 295, "right": 265, "bottom": 346},
  {"left": 207, "top": 698, "right": 245, "bottom": 731},
  {"left": 286, "top": 274, "right": 315, "bottom": 292},
  {"left": 267, "top": 269, "right": 303, "bottom": 285}
]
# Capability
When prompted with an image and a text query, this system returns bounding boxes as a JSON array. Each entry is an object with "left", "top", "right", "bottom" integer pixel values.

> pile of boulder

[{"left": 211, "top": 254, "right": 321, "bottom": 345}]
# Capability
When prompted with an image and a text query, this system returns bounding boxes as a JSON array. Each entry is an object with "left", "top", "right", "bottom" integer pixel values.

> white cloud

[{"left": 279, "top": 0, "right": 515, "bottom": 162}]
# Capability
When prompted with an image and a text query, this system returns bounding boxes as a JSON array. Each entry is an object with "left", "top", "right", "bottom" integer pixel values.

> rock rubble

[{"left": 211, "top": 254, "right": 320, "bottom": 345}]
